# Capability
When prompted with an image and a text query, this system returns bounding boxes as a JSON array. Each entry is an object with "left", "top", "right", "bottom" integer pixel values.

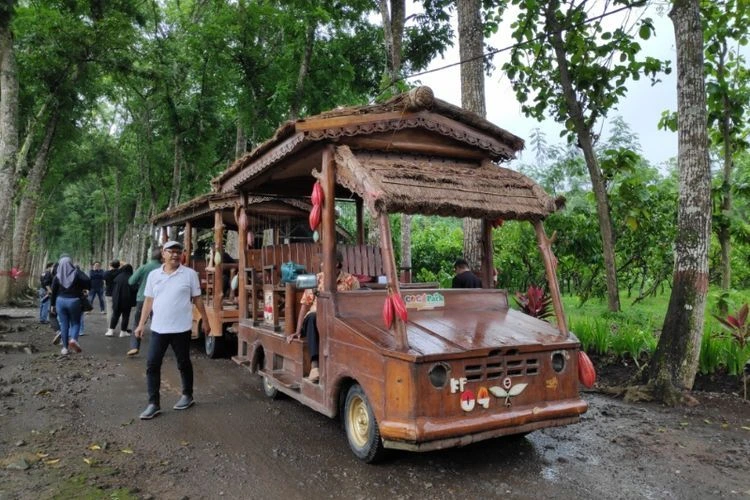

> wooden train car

[{"left": 214, "top": 87, "right": 588, "bottom": 461}]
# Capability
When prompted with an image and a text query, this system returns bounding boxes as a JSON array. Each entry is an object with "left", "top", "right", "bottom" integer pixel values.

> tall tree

[
  {"left": 0, "top": 0, "right": 18, "bottom": 304},
  {"left": 504, "top": 0, "right": 669, "bottom": 311},
  {"left": 646, "top": 0, "right": 711, "bottom": 403},
  {"left": 458, "top": 0, "right": 486, "bottom": 271},
  {"left": 702, "top": 0, "right": 749, "bottom": 293}
]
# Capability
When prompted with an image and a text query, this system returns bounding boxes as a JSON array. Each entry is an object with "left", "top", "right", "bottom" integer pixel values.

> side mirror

[{"left": 295, "top": 274, "right": 317, "bottom": 290}]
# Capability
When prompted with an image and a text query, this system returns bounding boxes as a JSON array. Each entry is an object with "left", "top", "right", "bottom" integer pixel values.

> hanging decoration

[
  {"left": 309, "top": 181, "right": 324, "bottom": 231},
  {"left": 577, "top": 351, "right": 596, "bottom": 388},
  {"left": 309, "top": 203, "right": 322, "bottom": 231},
  {"left": 490, "top": 218, "right": 504, "bottom": 229},
  {"left": 382, "top": 286, "right": 408, "bottom": 329}
]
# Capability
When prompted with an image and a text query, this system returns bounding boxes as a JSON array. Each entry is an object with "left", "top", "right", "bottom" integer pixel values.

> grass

[{"left": 563, "top": 288, "right": 750, "bottom": 375}]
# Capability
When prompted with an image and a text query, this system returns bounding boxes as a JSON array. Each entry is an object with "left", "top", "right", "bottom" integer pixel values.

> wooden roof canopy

[
  {"left": 214, "top": 86, "right": 558, "bottom": 221},
  {"left": 151, "top": 191, "right": 317, "bottom": 229}
]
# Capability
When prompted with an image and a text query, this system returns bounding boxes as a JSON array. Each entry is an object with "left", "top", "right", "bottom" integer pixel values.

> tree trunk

[
  {"left": 718, "top": 49, "right": 732, "bottom": 295},
  {"left": 235, "top": 123, "right": 246, "bottom": 160},
  {"left": 290, "top": 22, "right": 315, "bottom": 121},
  {"left": 0, "top": 1, "right": 18, "bottom": 304},
  {"left": 458, "top": 0, "right": 486, "bottom": 271},
  {"left": 647, "top": 0, "right": 711, "bottom": 402},
  {"left": 170, "top": 133, "right": 182, "bottom": 210},
  {"left": 375, "top": 0, "right": 406, "bottom": 250},
  {"left": 545, "top": 3, "right": 620, "bottom": 312},
  {"left": 12, "top": 110, "right": 58, "bottom": 287}
]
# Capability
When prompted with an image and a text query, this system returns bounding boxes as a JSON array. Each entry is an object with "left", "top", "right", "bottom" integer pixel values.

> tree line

[{"left": 0, "top": 0, "right": 745, "bottom": 403}]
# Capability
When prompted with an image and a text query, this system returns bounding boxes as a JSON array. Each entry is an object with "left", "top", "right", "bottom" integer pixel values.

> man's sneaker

[
  {"left": 105, "top": 329, "right": 114, "bottom": 337},
  {"left": 173, "top": 395, "right": 194, "bottom": 410},
  {"left": 119, "top": 330, "right": 131, "bottom": 338},
  {"left": 60, "top": 347, "right": 69, "bottom": 355},
  {"left": 100, "top": 310, "right": 106, "bottom": 315},
  {"left": 52, "top": 331, "right": 61, "bottom": 345},
  {"left": 126, "top": 348, "right": 139, "bottom": 356},
  {"left": 69, "top": 339, "right": 82, "bottom": 353},
  {"left": 79, "top": 331, "right": 86, "bottom": 336},
  {"left": 139, "top": 404, "right": 161, "bottom": 420}
]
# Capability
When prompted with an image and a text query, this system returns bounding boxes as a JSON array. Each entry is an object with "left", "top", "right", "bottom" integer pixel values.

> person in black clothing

[
  {"left": 103, "top": 260, "right": 121, "bottom": 322},
  {"left": 88, "top": 261, "right": 106, "bottom": 313},
  {"left": 452, "top": 258, "right": 482, "bottom": 289},
  {"left": 38, "top": 262, "right": 53, "bottom": 323},
  {"left": 106, "top": 264, "right": 135, "bottom": 337},
  {"left": 50, "top": 256, "right": 91, "bottom": 355}
]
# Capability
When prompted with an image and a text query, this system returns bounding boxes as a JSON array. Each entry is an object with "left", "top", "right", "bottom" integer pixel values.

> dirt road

[{"left": 1, "top": 307, "right": 749, "bottom": 499}]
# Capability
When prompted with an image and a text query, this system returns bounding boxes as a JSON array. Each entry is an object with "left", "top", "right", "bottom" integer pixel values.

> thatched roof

[
  {"left": 334, "top": 146, "right": 557, "bottom": 220},
  {"left": 152, "top": 192, "right": 238, "bottom": 228},
  {"left": 214, "top": 86, "right": 525, "bottom": 192},
  {"left": 151, "top": 192, "right": 318, "bottom": 229}
]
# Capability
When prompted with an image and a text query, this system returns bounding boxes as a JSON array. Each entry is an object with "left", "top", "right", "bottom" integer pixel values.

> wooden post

[
  {"left": 533, "top": 220, "right": 568, "bottom": 336},
  {"left": 237, "top": 198, "right": 248, "bottom": 320},
  {"left": 379, "top": 211, "right": 408, "bottom": 351},
  {"left": 184, "top": 221, "right": 192, "bottom": 267},
  {"left": 214, "top": 210, "right": 224, "bottom": 313},
  {"left": 322, "top": 145, "right": 336, "bottom": 292},
  {"left": 481, "top": 220, "right": 492, "bottom": 288},
  {"left": 356, "top": 198, "right": 364, "bottom": 245}
]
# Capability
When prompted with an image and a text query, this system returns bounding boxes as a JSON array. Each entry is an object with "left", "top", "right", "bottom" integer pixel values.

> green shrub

[
  {"left": 570, "top": 317, "right": 610, "bottom": 354},
  {"left": 699, "top": 329, "right": 726, "bottom": 375},
  {"left": 610, "top": 323, "right": 657, "bottom": 368}
]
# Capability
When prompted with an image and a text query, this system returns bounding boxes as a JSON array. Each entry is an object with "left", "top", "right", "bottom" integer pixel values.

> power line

[{"left": 382, "top": 3, "right": 637, "bottom": 93}]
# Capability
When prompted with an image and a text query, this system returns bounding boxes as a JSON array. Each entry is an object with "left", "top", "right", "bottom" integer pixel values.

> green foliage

[
  {"left": 569, "top": 316, "right": 610, "bottom": 355},
  {"left": 609, "top": 323, "right": 657, "bottom": 368},
  {"left": 699, "top": 329, "right": 725, "bottom": 375}
]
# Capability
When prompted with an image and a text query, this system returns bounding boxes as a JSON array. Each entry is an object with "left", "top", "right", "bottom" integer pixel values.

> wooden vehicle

[
  {"left": 152, "top": 191, "right": 325, "bottom": 358},
  {"left": 215, "top": 87, "right": 589, "bottom": 461}
]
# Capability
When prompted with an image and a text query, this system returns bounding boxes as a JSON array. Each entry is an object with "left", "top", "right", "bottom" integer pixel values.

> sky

[{"left": 403, "top": 4, "right": 678, "bottom": 168}]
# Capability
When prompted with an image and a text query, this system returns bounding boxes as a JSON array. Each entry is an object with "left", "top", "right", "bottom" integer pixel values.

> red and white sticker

[
  {"left": 460, "top": 389, "right": 476, "bottom": 412},
  {"left": 477, "top": 387, "right": 490, "bottom": 409}
]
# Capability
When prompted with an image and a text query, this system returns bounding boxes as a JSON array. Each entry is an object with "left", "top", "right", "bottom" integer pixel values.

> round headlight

[
  {"left": 551, "top": 352, "right": 566, "bottom": 373},
  {"left": 428, "top": 363, "right": 450, "bottom": 388}
]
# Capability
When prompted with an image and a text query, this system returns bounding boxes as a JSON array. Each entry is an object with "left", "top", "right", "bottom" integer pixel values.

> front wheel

[{"left": 343, "top": 384, "right": 385, "bottom": 463}]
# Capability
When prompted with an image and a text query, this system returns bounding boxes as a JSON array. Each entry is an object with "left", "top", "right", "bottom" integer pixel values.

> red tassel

[
  {"left": 578, "top": 351, "right": 596, "bottom": 388},
  {"left": 309, "top": 204, "right": 321, "bottom": 230},
  {"left": 391, "top": 293, "right": 408, "bottom": 322}
]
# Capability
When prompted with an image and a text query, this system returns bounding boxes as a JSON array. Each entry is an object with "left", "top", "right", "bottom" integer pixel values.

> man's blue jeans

[
  {"left": 39, "top": 295, "right": 50, "bottom": 322},
  {"left": 88, "top": 288, "right": 105, "bottom": 312}
]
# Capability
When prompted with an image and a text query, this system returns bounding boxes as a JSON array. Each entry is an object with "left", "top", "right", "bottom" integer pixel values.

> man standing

[
  {"left": 88, "top": 262, "right": 106, "bottom": 314},
  {"left": 135, "top": 241, "right": 210, "bottom": 420},
  {"left": 126, "top": 248, "right": 162, "bottom": 356},
  {"left": 103, "top": 260, "right": 121, "bottom": 324},
  {"left": 452, "top": 258, "right": 482, "bottom": 289}
]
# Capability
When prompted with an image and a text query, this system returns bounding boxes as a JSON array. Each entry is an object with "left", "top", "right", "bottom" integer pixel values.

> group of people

[
  {"left": 38, "top": 241, "right": 210, "bottom": 421},
  {"left": 37, "top": 245, "right": 486, "bottom": 419}
]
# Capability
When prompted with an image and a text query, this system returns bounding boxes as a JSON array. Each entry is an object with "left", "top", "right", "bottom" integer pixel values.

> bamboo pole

[
  {"left": 379, "top": 211, "right": 407, "bottom": 351},
  {"left": 533, "top": 220, "right": 568, "bottom": 336}
]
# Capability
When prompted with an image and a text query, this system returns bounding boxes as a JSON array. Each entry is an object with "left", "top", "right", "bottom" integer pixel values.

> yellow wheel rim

[{"left": 347, "top": 395, "right": 370, "bottom": 449}]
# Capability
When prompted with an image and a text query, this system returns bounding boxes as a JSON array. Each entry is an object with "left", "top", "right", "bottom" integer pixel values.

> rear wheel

[{"left": 343, "top": 384, "right": 385, "bottom": 463}]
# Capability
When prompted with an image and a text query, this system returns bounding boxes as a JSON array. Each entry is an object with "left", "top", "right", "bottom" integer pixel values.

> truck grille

[{"left": 463, "top": 349, "right": 539, "bottom": 382}]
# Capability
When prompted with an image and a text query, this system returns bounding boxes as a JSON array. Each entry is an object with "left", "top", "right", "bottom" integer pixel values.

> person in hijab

[
  {"left": 50, "top": 256, "right": 91, "bottom": 355},
  {"left": 106, "top": 264, "right": 135, "bottom": 337}
]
